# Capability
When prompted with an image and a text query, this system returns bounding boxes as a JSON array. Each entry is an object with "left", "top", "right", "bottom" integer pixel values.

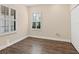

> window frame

[
  {"left": 32, "top": 11, "right": 41, "bottom": 30},
  {"left": 0, "top": 5, "right": 16, "bottom": 36}
]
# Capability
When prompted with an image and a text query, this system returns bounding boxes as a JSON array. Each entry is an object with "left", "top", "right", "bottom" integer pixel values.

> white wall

[
  {"left": 28, "top": 5, "right": 71, "bottom": 42},
  {"left": 0, "top": 4, "right": 72, "bottom": 50},
  {"left": 0, "top": 4, "right": 28, "bottom": 49},
  {"left": 71, "top": 5, "right": 79, "bottom": 52}
]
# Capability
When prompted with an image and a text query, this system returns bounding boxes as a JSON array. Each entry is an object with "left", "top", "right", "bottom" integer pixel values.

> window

[
  {"left": 32, "top": 11, "right": 41, "bottom": 29},
  {"left": 0, "top": 5, "right": 16, "bottom": 34},
  {"left": 11, "top": 9, "right": 16, "bottom": 31}
]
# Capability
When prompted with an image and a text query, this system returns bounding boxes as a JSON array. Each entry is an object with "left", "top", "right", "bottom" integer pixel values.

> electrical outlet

[{"left": 56, "top": 33, "right": 61, "bottom": 37}]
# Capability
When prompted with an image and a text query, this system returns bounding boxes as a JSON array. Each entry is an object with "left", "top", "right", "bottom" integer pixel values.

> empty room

[{"left": 0, "top": 4, "right": 79, "bottom": 54}]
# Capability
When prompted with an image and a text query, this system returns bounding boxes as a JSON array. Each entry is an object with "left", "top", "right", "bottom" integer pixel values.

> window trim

[
  {"left": 32, "top": 11, "right": 41, "bottom": 30},
  {"left": 0, "top": 5, "right": 16, "bottom": 36},
  {"left": 0, "top": 31, "right": 16, "bottom": 36}
]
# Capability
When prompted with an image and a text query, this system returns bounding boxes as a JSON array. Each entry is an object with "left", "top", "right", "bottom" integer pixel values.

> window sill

[
  {"left": 32, "top": 29, "right": 41, "bottom": 31},
  {"left": 0, "top": 31, "right": 16, "bottom": 36}
]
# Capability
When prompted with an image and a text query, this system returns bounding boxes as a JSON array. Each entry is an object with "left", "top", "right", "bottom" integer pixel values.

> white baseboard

[
  {"left": 0, "top": 34, "right": 77, "bottom": 53},
  {"left": 28, "top": 35, "right": 71, "bottom": 43},
  {"left": 71, "top": 41, "right": 79, "bottom": 52},
  {"left": 0, "top": 35, "right": 70, "bottom": 51},
  {"left": 0, "top": 35, "right": 28, "bottom": 50}
]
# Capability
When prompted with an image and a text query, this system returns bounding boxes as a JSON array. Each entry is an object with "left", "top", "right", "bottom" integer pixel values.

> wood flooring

[{"left": 0, "top": 37, "right": 78, "bottom": 54}]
